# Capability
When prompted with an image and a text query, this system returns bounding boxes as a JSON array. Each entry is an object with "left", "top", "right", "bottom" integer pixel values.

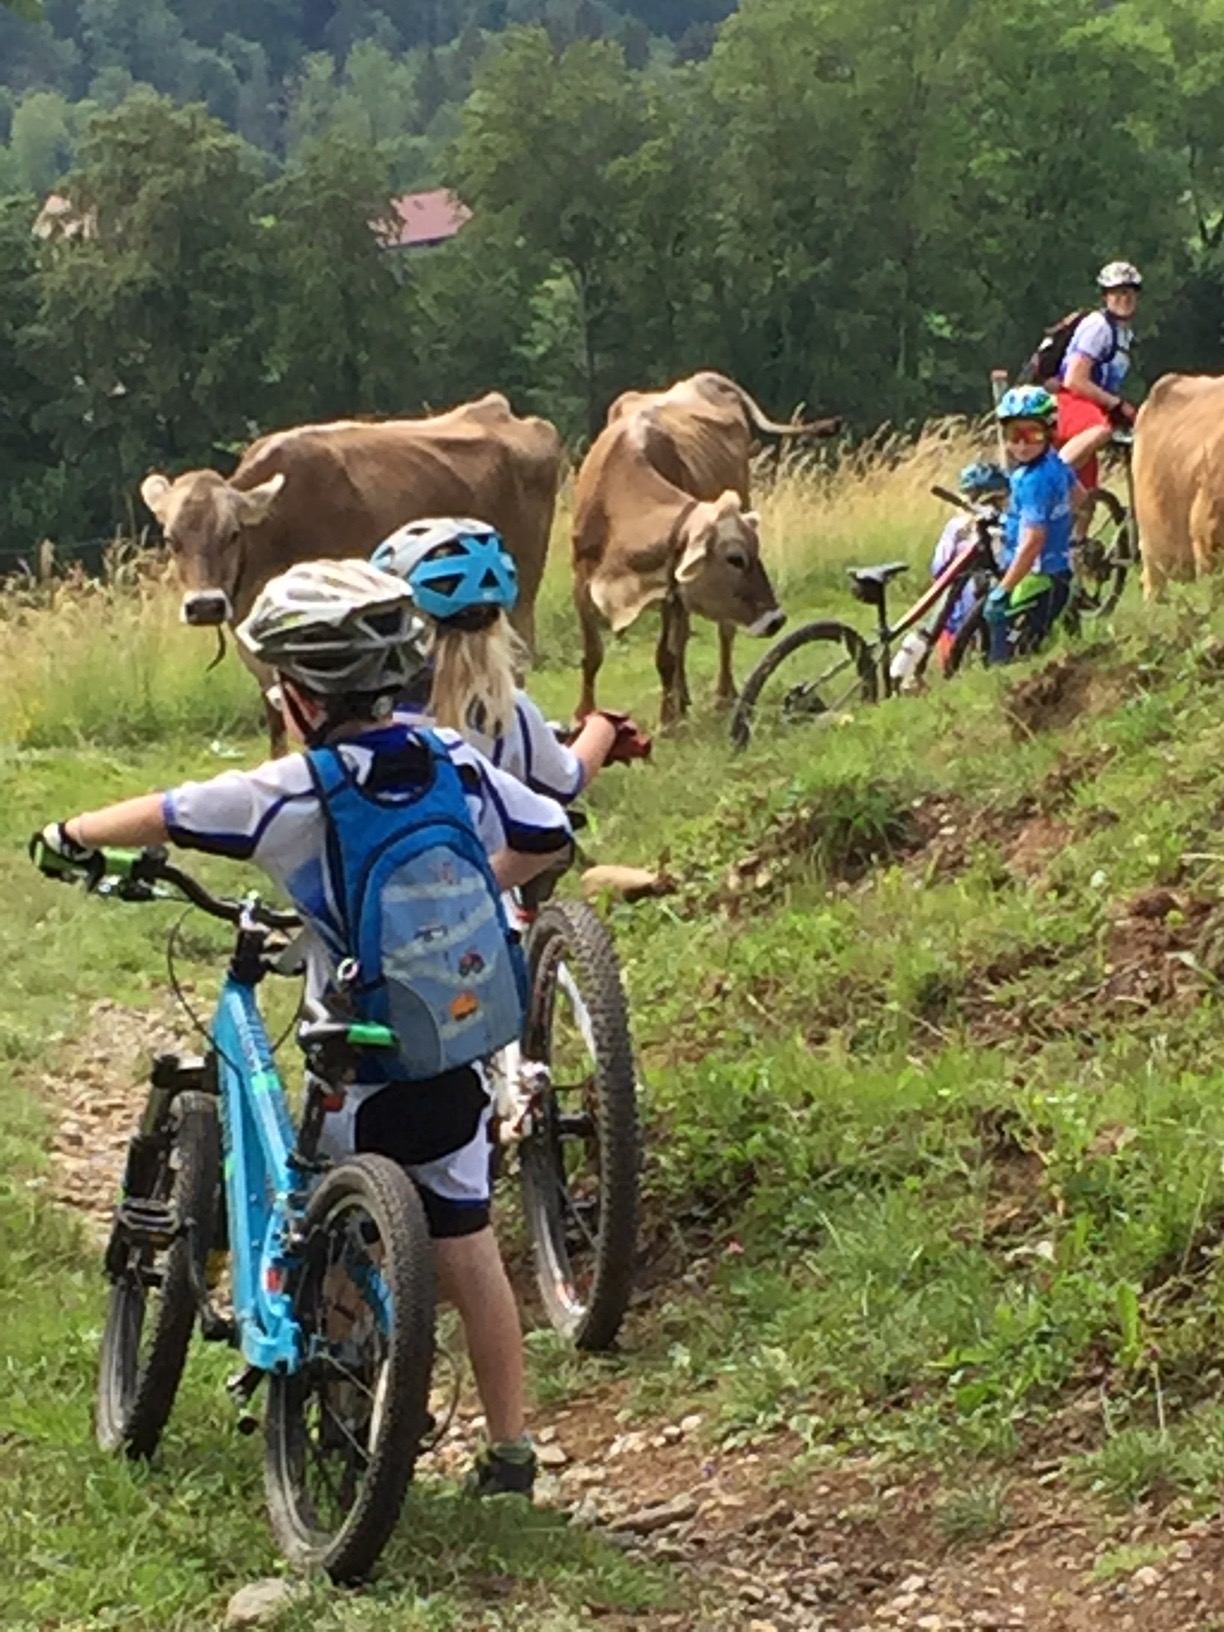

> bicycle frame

[
  {"left": 211, "top": 968, "right": 306, "bottom": 1375},
  {"left": 852, "top": 520, "right": 997, "bottom": 693}
]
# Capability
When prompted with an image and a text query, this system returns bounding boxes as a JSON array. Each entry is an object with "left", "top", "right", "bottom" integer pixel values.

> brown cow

[
  {"left": 572, "top": 371, "right": 839, "bottom": 724},
  {"left": 140, "top": 395, "right": 562, "bottom": 747},
  {"left": 1133, "top": 374, "right": 1224, "bottom": 597}
]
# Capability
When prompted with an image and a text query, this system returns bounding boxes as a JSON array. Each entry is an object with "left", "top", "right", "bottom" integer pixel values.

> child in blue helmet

[
  {"left": 986, "top": 386, "right": 1085, "bottom": 664},
  {"left": 929, "top": 461, "right": 1010, "bottom": 671},
  {"left": 371, "top": 518, "right": 651, "bottom": 804}
]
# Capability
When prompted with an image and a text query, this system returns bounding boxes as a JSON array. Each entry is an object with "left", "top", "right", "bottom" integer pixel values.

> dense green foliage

[{"left": 6, "top": 0, "right": 1224, "bottom": 560}]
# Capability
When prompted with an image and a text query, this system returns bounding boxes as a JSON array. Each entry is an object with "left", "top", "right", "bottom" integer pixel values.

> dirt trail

[{"left": 37, "top": 1002, "right": 1224, "bottom": 1631}]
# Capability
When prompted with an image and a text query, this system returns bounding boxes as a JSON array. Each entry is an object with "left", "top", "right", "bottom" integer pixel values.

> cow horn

[{"left": 205, "top": 626, "right": 227, "bottom": 672}]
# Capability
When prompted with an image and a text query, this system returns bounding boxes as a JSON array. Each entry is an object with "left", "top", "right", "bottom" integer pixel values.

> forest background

[{"left": 3, "top": 0, "right": 1224, "bottom": 564}]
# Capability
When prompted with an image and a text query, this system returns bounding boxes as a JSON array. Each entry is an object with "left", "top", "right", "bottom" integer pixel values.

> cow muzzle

[
  {"left": 748, "top": 608, "right": 786, "bottom": 638},
  {"left": 181, "top": 590, "right": 231, "bottom": 627}
]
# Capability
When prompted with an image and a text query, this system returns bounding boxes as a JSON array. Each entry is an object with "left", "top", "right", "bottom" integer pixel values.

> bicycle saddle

[{"left": 848, "top": 561, "right": 909, "bottom": 589}]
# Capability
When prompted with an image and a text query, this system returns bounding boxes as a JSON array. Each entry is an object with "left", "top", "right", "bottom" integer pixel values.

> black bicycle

[
  {"left": 1069, "top": 428, "right": 1135, "bottom": 619},
  {"left": 730, "top": 487, "right": 1003, "bottom": 747},
  {"left": 494, "top": 861, "right": 640, "bottom": 1352}
]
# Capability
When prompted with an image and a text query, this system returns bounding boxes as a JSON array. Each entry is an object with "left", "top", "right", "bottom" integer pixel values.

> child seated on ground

[{"left": 929, "top": 461, "right": 1010, "bottom": 670}]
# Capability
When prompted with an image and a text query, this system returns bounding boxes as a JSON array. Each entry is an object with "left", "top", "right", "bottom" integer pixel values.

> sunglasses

[{"left": 1003, "top": 422, "right": 1049, "bottom": 446}]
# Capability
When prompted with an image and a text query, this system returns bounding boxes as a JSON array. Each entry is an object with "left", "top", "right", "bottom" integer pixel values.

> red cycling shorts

[{"left": 1055, "top": 391, "right": 1110, "bottom": 490}]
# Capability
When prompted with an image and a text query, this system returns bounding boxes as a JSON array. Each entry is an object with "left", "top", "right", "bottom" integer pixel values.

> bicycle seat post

[{"left": 875, "top": 582, "right": 891, "bottom": 649}]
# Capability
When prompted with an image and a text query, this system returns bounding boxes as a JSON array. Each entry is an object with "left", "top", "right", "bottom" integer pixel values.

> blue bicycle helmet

[
  {"left": 996, "top": 384, "right": 1057, "bottom": 423},
  {"left": 371, "top": 517, "right": 519, "bottom": 622},
  {"left": 958, "top": 460, "right": 1009, "bottom": 496}
]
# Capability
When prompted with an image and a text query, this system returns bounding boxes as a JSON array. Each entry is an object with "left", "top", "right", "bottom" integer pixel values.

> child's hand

[
  {"left": 29, "top": 822, "right": 105, "bottom": 889},
  {"left": 983, "top": 586, "right": 1012, "bottom": 626},
  {"left": 600, "top": 714, "right": 653, "bottom": 764}
]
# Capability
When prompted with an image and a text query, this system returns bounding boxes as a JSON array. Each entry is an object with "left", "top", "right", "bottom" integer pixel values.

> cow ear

[
  {"left": 744, "top": 510, "right": 760, "bottom": 531},
  {"left": 675, "top": 521, "right": 711, "bottom": 585},
  {"left": 140, "top": 473, "right": 172, "bottom": 520},
  {"left": 236, "top": 472, "right": 285, "bottom": 524}
]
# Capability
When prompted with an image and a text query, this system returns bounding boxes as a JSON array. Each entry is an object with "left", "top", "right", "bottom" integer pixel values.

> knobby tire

[
  {"left": 264, "top": 1153, "right": 435, "bottom": 1583},
  {"left": 1071, "top": 486, "right": 1129, "bottom": 619},
  {"left": 521, "top": 900, "right": 640, "bottom": 1351},
  {"left": 729, "top": 620, "right": 879, "bottom": 748},
  {"left": 95, "top": 1090, "right": 220, "bottom": 1459}
]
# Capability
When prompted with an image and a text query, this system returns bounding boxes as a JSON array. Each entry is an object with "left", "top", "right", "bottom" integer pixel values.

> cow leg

[
  {"left": 714, "top": 621, "right": 737, "bottom": 708},
  {"left": 575, "top": 582, "right": 604, "bottom": 719},
  {"left": 657, "top": 597, "right": 690, "bottom": 728},
  {"left": 509, "top": 598, "right": 536, "bottom": 658}
]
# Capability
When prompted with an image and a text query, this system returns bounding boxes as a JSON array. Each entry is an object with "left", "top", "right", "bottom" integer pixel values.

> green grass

[
  {"left": 0, "top": 742, "right": 671, "bottom": 1628},
  {"left": 12, "top": 472, "right": 1224, "bottom": 1617}
]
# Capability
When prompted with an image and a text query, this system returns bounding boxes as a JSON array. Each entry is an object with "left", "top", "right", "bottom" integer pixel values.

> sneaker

[{"left": 466, "top": 1440, "right": 537, "bottom": 1498}]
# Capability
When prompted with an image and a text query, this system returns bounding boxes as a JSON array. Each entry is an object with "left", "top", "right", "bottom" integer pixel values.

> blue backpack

[{"left": 305, "top": 731, "right": 528, "bottom": 1081}]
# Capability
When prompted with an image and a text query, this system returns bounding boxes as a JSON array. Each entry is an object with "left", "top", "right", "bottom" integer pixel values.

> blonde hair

[{"left": 428, "top": 610, "right": 528, "bottom": 743}]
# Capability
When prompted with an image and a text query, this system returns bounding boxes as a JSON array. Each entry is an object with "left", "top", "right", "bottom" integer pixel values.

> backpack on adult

[
  {"left": 306, "top": 731, "right": 528, "bottom": 1081},
  {"left": 1017, "top": 308, "right": 1118, "bottom": 386}
]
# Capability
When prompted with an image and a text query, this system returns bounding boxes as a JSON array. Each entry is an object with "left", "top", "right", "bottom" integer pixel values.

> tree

[
  {"left": 27, "top": 91, "right": 271, "bottom": 534},
  {"left": 449, "top": 28, "right": 660, "bottom": 431},
  {"left": 0, "top": 194, "right": 67, "bottom": 559},
  {"left": 259, "top": 127, "right": 412, "bottom": 421}
]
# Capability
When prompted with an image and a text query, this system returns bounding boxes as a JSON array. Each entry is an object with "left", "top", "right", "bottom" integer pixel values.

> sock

[{"left": 489, "top": 1433, "right": 534, "bottom": 1465}]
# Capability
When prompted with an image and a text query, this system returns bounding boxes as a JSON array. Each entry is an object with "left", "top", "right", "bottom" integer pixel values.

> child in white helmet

[{"left": 32, "top": 557, "right": 571, "bottom": 1499}]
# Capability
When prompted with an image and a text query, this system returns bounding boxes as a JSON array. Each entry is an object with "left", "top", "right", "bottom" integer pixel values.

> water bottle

[{"left": 889, "top": 627, "right": 932, "bottom": 690}]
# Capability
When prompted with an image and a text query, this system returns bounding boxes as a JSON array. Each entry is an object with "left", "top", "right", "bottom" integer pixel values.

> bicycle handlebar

[
  {"left": 930, "top": 484, "right": 1004, "bottom": 523},
  {"left": 85, "top": 845, "right": 300, "bottom": 931}
]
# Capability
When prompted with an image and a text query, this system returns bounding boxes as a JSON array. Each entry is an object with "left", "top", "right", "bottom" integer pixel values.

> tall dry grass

[
  {"left": 0, "top": 422, "right": 999, "bottom": 745},
  {"left": 0, "top": 545, "right": 259, "bottom": 748}
]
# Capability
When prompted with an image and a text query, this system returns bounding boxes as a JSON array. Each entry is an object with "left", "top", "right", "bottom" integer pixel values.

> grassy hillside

[{"left": 8, "top": 434, "right": 1224, "bottom": 1624}]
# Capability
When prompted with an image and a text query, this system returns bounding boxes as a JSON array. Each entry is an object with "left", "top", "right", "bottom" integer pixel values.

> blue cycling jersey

[{"left": 1005, "top": 451, "right": 1077, "bottom": 576}]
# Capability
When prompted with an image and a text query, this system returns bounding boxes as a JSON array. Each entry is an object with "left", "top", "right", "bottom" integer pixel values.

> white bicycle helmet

[
  {"left": 1098, "top": 260, "right": 1142, "bottom": 290},
  {"left": 237, "top": 559, "right": 428, "bottom": 696}
]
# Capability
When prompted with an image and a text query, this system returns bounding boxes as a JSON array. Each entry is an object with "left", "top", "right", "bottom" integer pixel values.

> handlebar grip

[{"left": 931, "top": 484, "right": 971, "bottom": 512}]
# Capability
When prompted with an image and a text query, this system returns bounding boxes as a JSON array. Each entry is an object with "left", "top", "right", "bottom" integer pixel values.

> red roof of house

[{"left": 381, "top": 188, "right": 471, "bottom": 249}]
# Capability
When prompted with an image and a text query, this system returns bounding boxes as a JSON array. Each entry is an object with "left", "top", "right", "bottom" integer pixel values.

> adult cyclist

[
  {"left": 1056, "top": 260, "right": 1141, "bottom": 493},
  {"left": 985, "top": 385, "right": 1084, "bottom": 664}
]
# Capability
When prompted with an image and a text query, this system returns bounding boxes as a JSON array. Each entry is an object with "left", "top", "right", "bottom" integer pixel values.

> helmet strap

[{"left": 281, "top": 682, "right": 331, "bottom": 749}]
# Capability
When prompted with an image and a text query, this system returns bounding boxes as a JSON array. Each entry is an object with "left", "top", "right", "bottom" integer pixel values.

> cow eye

[{"left": 726, "top": 548, "right": 749, "bottom": 571}]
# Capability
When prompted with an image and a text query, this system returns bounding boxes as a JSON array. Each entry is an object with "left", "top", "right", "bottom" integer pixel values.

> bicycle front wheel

[
  {"left": 729, "top": 621, "right": 878, "bottom": 748},
  {"left": 520, "top": 900, "right": 639, "bottom": 1351},
  {"left": 1071, "top": 487, "right": 1130, "bottom": 617},
  {"left": 96, "top": 1090, "right": 219, "bottom": 1459},
  {"left": 264, "top": 1154, "right": 435, "bottom": 1583},
  {"left": 943, "top": 598, "right": 992, "bottom": 677}
]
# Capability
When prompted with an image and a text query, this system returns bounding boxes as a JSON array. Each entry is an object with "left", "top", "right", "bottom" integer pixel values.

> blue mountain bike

[{"left": 46, "top": 844, "right": 436, "bottom": 1583}]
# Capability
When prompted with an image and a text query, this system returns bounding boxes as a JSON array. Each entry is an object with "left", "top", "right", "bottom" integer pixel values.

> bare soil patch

[{"left": 37, "top": 995, "right": 185, "bottom": 1239}]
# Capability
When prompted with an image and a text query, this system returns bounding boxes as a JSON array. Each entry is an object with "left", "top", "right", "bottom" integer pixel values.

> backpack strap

[{"left": 304, "top": 745, "right": 353, "bottom": 954}]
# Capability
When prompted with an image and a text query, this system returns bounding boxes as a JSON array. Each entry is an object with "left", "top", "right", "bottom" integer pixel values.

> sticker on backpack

[{"left": 306, "top": 733, "right": 528, "bottom": 1080}]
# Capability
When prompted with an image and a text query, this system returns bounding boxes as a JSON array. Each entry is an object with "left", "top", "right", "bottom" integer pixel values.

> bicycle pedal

[{"left": 114, "top": 1197, "right": 179, "bottom": 1251}]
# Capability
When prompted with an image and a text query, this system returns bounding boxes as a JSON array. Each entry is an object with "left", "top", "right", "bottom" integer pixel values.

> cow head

[
  {"left": 140, "top": 469, "right": 285, "bottom": 626},
  {"left": 674, "top": 491, "right": 785, "bottom": 635}
]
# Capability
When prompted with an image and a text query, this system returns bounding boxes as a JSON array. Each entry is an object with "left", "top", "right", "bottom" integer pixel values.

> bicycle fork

[{"left": 490, "top": 1041, "right": 551, "bottom": 1145}]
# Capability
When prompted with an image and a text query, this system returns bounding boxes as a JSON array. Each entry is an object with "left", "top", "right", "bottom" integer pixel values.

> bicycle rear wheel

[
  {"left": 729, "top": 620, "right": 878, "bottom": 748},
  {"left": 96, "top": 1090, "right": 219, "bottom": 1459},
  {"left": 520, "top": 900, "right": 639, "bottom": 1351},
  {"left": 264, "top": 1154, "right": 434, "bottom": 1583},
  {"left": 1071, "top": 487, "right": 1130, "bottom": 617}
]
